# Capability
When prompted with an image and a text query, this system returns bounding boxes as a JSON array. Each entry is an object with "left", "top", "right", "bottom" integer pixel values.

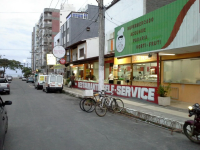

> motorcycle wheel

[{"left": 183, "top": 122, "right": 200, "bottom": 144}]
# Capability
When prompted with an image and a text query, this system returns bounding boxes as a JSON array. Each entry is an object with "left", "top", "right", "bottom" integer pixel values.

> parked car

[
  {"left": 0, "top": 96, "right": 12, "bottom": 149},
  {"left": 43, "top": 74, "right": 63, "bottom": 93},
  {"left": 26, "top": 77, "right": 34, "bottom": 83},
  {"left": 7, "top": 76, "right": 12, "bottom": 81},
  {"left": 19, "top": 76, "right": 22, "bottom": 79},
  {"left": 34, "top": 74, "right": 47, "bottom": 90},
  {"left": 22, "top": 77, "right": 27, "bottom": 81},
  {"left": 0, "top": 78, "right": 10, "bottom": 94}
]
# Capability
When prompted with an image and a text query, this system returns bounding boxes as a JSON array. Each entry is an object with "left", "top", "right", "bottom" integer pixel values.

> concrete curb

[{"left": 63, "top": 89, "right": 184, "bottom": 131}]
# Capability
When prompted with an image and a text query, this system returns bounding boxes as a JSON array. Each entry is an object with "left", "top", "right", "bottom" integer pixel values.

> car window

[
  {"left": 57, "top": 76, "right": 62, "bottom": 83},
  {"left": 0, "top": 79, "right": 7, "bottom": 83},
  {"left": 50, "top": 76, "right": 56, "bottom": 82}
]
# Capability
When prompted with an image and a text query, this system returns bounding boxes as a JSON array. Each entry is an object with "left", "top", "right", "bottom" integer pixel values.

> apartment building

[
  {"left": 31, "top": 8, "right": 60, "bottom": 73},
  {"left": 61, "top": 5, "right": 99, "bottom": 62}
]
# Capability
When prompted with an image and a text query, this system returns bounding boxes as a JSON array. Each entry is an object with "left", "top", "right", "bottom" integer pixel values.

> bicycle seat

[{"left": 94, "top": 93, "right": 99, "bottom": 96}]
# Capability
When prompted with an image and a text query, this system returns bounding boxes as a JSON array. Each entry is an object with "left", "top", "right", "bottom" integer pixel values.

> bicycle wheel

[
  {"left": 111, "top": 99, "right": 124, "bottom": 113},
  {"left": 83, "top": 98, "right": 96, "bottom": 113},
  {"left": 95, "top": 101, "right": 107, "bottom": 117},
  {"left": 79, "top": 99, "right": 85, "bottom": 111}
]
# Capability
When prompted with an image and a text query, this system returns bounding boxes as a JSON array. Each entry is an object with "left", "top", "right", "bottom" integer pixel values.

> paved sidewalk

[{"left": 63, "top": 86, "right": 193, "bottom": 126}]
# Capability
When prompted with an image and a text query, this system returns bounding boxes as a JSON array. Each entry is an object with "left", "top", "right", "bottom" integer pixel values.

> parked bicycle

[
  {"left": 105, "top": 91, "right": 124, "bottom": 113},
  {"left": 79, "top": 90, "right": 105, "bottom": 113},
  {"left": 94, "top": 90, "right": 108, "bottom": 117}
]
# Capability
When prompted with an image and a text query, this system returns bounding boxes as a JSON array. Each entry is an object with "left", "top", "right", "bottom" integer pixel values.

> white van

[
  {"left": 43, "top": 74, "right": 63, "bottom": 93},
  {"left": 34, "top": 74, "right": 47, "bottom": 90}
]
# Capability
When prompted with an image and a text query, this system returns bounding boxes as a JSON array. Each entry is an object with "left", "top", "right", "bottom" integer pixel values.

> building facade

[{"left": 31, "top": 8, "right": 60, "bottom": 73}]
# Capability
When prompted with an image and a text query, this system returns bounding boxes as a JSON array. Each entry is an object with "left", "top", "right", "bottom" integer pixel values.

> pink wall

[
  {"left": 52, "top": 20, "right": 60, "bottom": 32},
  {"left": 52, "top": 12, "right": 60, "bottom": 18}
]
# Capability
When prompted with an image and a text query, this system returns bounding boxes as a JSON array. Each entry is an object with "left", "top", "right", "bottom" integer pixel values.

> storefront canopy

[{"left": 51, "top": 64, "right": 66, "bottom": 69}]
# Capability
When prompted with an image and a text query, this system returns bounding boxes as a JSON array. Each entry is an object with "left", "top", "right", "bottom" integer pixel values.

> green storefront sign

[{"left": 115, "top": 0, "right": 196, "bottom": 57}]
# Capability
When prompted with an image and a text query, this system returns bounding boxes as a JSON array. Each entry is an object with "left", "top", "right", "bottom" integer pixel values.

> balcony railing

[
  {"left": 43, "top": 22, "right": 52, "bottom": 28},
  {"left": 44, "top": 15, "right": 53, "bottom": 20}
]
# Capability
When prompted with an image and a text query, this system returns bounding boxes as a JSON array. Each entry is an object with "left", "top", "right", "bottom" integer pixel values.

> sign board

[
  {"left": 53, "top": 46, "right": 66, "bottom": 58},
  {"left": 59, "top": 58, "right": 66, "bottom": 64},
  {"left": 39, "top": 76, "right": 44, "bottom": 81},
  {"left": 74, "top": 81, "right": 158, "bottom": 104},
  {"left": 47, "top": 54, "right": 56, "bottom": 65},
  {"left": 115, "top": 0, "right": 199, "bottom": 57}
]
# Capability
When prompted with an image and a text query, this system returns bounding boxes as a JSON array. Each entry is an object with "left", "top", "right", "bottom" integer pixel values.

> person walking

[{"left": 70, "top": 73, "right": 75, "bottom": 88}]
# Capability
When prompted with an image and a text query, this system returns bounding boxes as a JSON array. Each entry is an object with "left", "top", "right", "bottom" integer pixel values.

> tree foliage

[
  {"left": 0, "top": 59, "right": 23, "bottom": 77},
  {"left": 22, "top": 67, "right": 32, "bottom": 78}
]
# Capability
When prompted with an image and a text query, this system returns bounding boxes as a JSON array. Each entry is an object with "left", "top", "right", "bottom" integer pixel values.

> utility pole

[{"left": 98, "top": 0, "right": 105, "bottom": 91}]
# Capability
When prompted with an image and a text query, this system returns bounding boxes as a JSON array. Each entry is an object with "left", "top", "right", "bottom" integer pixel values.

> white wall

[
  {"left": 105, "top": 0, "right": 144, "bottom": 54},
  {"left": 86, "top": 37, "right": 99, "bottom": 58},
  {"left": 54, "top": 32, "right": 60, "bottom": 46},
  {"left": 60, "top": 3, "right": 75, "bottom": 27}
]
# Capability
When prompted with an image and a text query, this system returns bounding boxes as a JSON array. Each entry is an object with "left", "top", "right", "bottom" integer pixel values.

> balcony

[
  {"left": 44, "top": 8, "right": 52, "bottom": 13},
  {"left": 43, "top": 22, "right": 52, "bottom": 28},
  {"left": 44, "top": 15, "right": 52, "bottom": 20},
  {"left": 43, "top": 30, "right": 52, "bottom": 35}
]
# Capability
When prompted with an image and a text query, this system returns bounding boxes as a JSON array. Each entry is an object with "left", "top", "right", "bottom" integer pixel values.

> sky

[{"left": 0, "top": 0, "right": 113, "bottom": 77}]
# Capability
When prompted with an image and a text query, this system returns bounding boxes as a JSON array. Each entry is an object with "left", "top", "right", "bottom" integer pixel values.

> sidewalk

[{"left": 63, "top": 86, "right": 193, "bottom": 129}]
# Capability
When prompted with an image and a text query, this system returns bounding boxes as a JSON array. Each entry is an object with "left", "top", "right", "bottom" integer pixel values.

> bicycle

[
  {"left": 94, "top": 90, "right": 108, "bottom": 117},
  {"left": 105, "top": 91, "right": 124, "bottom": 113},
  {"left": 79, "top": 91, "right": 104, "bottom": 113}
]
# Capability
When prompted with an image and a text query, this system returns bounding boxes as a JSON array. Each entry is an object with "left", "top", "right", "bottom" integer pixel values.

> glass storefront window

[
  {"left": 93, "top": 62, "right": 99, "bottom": 81},
  {"left": 164, "top": 58, "right": 200, "bottom": 84},
  {"left": 133, "top": 62, "right": 157, "bottom": 81},
  {"left": 118, "top": 64, "right": 131, "bottom": 81}
]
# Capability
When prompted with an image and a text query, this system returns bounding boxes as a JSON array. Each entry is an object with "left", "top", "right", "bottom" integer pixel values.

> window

[
  {"left": 57, "top": 76, "right": 62, "bottom": 83},
  {"left": 164, "top": 58, "right": 200, "bottom": 84},
  {"left": 67, "top": 20, "right": 69, "bottom": 29},
  {"left": 64, "top": 36, "right": 66, "bottom": 44},
  {"left": 50, "top": 76, "right": 56, "bottom": 82},
  {"left": 79, "top": 48, "right": 84, "bottom": 58},
  {"left": 64, "top": 23, "right": 66, "bottom": 31},
  {"left": 108, "top": 39, "right": 114, "bottom": 51},
  {"left": 67, "top": 34, "right": 69, "bottom": 42},
  {"left": 0, "top": 79, "right": 7, "bottom": 83},
  {"left": 61, "top": 25, "right": 63, "bottom": 33},
  {"left": 133, "top": 63, "right": 157, "bottom": 81}
]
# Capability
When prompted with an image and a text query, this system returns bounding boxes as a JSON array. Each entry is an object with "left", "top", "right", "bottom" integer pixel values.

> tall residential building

[
  {"left": 31, "top": 27, "right": 35, "bottom": 71},
  {"left": 32, "top": 8, "right": 60, "bottom": 73}
]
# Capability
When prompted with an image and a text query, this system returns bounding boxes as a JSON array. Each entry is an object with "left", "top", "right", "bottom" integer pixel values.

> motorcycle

[{"left": 183, "top": 103, "right": 200, "bottom": 144}]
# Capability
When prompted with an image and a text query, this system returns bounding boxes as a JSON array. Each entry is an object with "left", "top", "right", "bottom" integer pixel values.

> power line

[
  {"left": 54, "top": 0, "right": 60, "bottom": 9},
  {"left": 70, "top": 11, "right": 99, "bottom": 43},
  {"left": 105, "top": 16, "right": 119, "bottom": 26},
  {"left": 49, "top": 0, "right": 54, "bottom": 8},
  {"left": 105, "top": 11, "right": 124, "bottom": 24}
]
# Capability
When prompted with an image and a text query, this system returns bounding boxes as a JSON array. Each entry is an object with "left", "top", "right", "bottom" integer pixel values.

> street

[{"left": 1, "top": 79, "right": 199, "bottom": 150}]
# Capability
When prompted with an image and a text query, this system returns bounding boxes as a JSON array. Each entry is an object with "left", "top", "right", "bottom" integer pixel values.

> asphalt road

[{"left": 1, "top": 79, "right": 199, "bottom": 150}]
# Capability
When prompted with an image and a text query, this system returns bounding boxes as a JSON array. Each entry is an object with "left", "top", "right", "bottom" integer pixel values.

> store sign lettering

[{"left": 76, "top": 81, "right": 156, "bottom": 103}]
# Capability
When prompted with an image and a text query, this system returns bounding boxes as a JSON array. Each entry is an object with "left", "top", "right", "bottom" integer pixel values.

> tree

[
  {"left": 0, "top": 59, "right": 23, "bottom": 78},
  {"left": 21, "top": 67, "right": 32, "bottom": 78}
]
